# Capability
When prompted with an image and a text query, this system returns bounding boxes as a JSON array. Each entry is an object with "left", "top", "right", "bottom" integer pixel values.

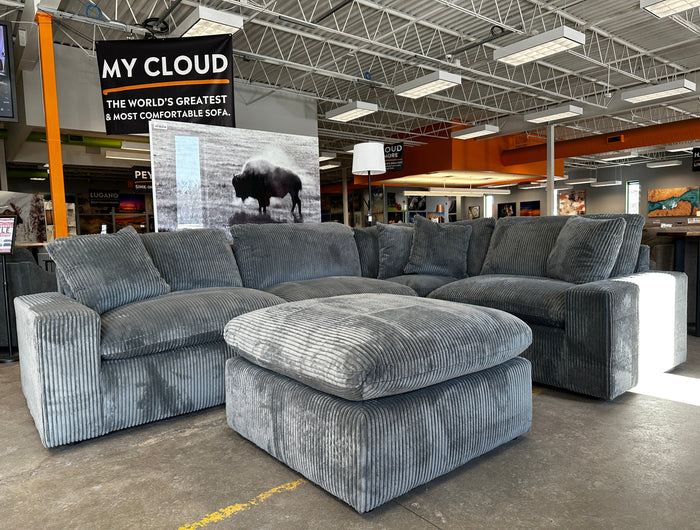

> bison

[{"left": 232, "top": 159, "right": 302, "bottom": 215}]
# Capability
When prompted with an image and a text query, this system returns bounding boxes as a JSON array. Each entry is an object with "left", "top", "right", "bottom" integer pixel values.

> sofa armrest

[{"left": 15, "top": 292, "right": 103, "bottom": 448}]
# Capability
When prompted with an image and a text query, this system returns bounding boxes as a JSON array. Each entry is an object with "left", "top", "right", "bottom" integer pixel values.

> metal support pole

[
  {"left": 341, "top": 169, "right": 349, "bottom": 226},
  {"left": 547, "top": 124, "right": 556, "bottom": 216},
  {"left": 1, "top": 254, "right": 17, "bottom": 362},
  {"left": 367, "top": 172, "right": 372, "bottom": 225}
]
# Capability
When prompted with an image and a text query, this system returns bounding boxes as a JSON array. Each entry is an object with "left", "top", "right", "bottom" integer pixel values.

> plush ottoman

[{"left": 224, "top": 294, "right": 533, "bottom": 513}]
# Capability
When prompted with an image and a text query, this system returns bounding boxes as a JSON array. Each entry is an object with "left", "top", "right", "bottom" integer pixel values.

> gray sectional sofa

[{"left": 15, "top": 213, "right": 687, "bottom": 448}]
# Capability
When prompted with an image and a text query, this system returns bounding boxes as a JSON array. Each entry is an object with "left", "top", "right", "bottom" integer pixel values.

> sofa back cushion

[
  {"left": 230, "top": 223, "right": 361, "bottom": 290},
  {"left": 546, "top": 216, "right": 626, "bottom": 284},
  {"left": 454, "top": 217, "right": 496, "bottom": 276},
  {"left": 404, "top": 215, "right": 472, "bottom": 277},
  {"left": 353, "top": 226, "right": 379, "bottom": 278},
  {"left": 47, "top": 226, "right": 170, "bottom": 313},
  {"left": 141, "top": 229, "right": 242, "bottom": 291},
  {"left": 481, "top": 216, "right": 569, "bottom": 277},
  {"left": 376, "top": 223, "right": 413, "bottom": 279},
  {"left": 583, "top": 213, "right": 644, "bottom": 277}
]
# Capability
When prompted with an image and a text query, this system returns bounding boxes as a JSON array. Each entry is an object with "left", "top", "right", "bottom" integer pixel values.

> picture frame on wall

[
  {"left": 497, "top": 202, "right": 516, "bottom": 218},
  {"left": 520, "top": 200, "right": 541, "bottom": 216},
  {"left": 558, "top": 190, "right": 585, "bottom": 216},
  {"left": 468, "top": 205, "right": 481, "bottom": 219}
]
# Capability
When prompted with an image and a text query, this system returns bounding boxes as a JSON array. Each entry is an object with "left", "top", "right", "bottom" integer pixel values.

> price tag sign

[{"left": 0, "top": 215, "right": 17, "bottom": 254}]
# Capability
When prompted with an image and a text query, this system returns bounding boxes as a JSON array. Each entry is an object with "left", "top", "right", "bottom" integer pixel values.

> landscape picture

[
  {"left": 149, "top": 120, "right": 320, "bottom": 237},
  {"left": 520, "top": 200, "right": 540, "bottom": 216},
  {"left": 559, "top": 190, "right": 585, "bottom": 216},
  {"left": 647, "top": 187, "right": 700, "bottom": 217}
]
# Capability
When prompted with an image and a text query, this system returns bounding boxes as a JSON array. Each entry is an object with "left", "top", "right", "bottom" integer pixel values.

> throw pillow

[
  {"left": 404, "top": 215, "right": 472, "bottom": 277},
  {"left": 376, "top": 223, "right": 413, "bottom": 279},
  {"left": 546, "top": 216, "right": 626, "bottom": 284},
  {"left": 47, "top": 226, "right": 170, "bottom": 313}
]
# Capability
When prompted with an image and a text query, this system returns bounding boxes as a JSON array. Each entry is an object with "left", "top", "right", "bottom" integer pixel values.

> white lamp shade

[{"left": 352, "top": 142, "right": 386, "bottom": 175}]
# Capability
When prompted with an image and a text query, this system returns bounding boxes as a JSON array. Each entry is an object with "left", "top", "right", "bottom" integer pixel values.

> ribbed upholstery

[
  {"left": 101, "top": 288, "right": 284, "bottom": 359},
  {"left": 546, "top": 216, "right": 626, "bottom": 284},
  {"left": 636, "top": 245, "right": 650, "bottom": 272},
  {"left": 47, "top": 226, "right": 170, "bottom": 313},
  {"left": 386, "top": 274, "right": 457, "bottom": 297},
  {"left": 353, "top": 226, "right": 379, "bottom": 278},
  {"left": 429, "top": 275, "right": 571, "bottom": 327},
  {"left": 264, "top": 276, "right": 417, "bottom": 302},
  {"left": 230, "top": 223, "right": 361, "bottom": 290},
  {"left": 376, "top": 223, "right": 413, "bottom": 279},
  {"left": 226, "top": 355, "right": 533, "bottom": 513},
  {"left": 141, "top": 229, "right": 242, "bottom": 291},
  {"left": 15, "top": 292, "right": 104, "bottom": 448},
  {"left": 224, "top": 293, "right": 532, "bottom": 401},
  {"left": 454, "top": 217, "right": 496, "bottom": 276},
  {"left": 404, "top": 216, "right": 472, "bottom": 277},
  {"left": 481, "top": 216, "right": 568, "bottom": 277},
  {"left": 102, "top": 343, "right": 234, "bottom": 433},
  {"left": 584, "top": 214, "right": 645, "bottom": 277}
]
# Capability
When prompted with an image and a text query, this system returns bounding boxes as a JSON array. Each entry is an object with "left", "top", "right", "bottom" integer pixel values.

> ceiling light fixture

[
  {"left": 104, "top": 149, "right": 151, "bottom": 162},
  {"left": 532, "top": 175, "right": 568, "bottom": 183},
  {"left": 524, "top": 104, "right": 583, "bottom": 123},
  {"left": 394, "top": 70, "right": 461, "bottom": 99},
  {"left": 404, "top": 187, "right": 511, "bottom": 197},
  {"left": 665, "top": 142, "right": 700, "bottom": 152},
  {"left": 641, "top": 0, "right": 700, "bottom": 18},
  {"left": 599, "top": 151, "right": 638, "bottom": 161},
  {"left": 590, "top": 180, "right": 623, "bottom": 187},
  {"left": 518, "top": 183, "right": 546, "bottom": 189},
  {"left": 319, "top": 151, "right": 336, "bottom": 162},
  {"left": 120, "top": 141, "right": 150, "bottom": 152},
  {"left": 320, "top": 161, "right": 341, "bottom": 170},
  {"left": 326, "top": 100, "right": 378, "bottom": 122},
  {"left": 646, "top": 160, "right": 683, "bottom": 168},
  {"left": 555, "top": 185, "right": 574, "bottom": 191},
  {"left": 493, "top": 26, "right": 585, "bottom": 66},
  {"left": 174, "top": 6, "right": 243, "bottom": 37},
  {"left": 566, "top": 177, "right": 598, "bottom": 185},
  {"left": 451, "top": 124, "right": 500, "bottom": 139},
  {"left": 620, "top": 79, "right": 696, "bottom": 104}
]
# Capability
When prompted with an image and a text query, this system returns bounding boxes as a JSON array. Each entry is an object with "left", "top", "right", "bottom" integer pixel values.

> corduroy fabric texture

[
  {"left": 100, "top": 287, "right": 284, "bottom": 360},
  {"left": 264, "top": 276, "right": 417, "bottom": 302},
  {"left": 376, "top": 223, "right": 413, "bottom": 279},
  {"left": 546, "top": 216, "right": 626, "bottom": 284},
  {"left": 102, "top": 343, "right": 234, "bottom": 433},
  {"left": 454, "top": 217, "right": 496, "bottom": 276},
  {"left": 636, "top": 244, "right": 650, "bottom": 272},
  {"left": 404, "top": 215, "right": 472, "bottom": 277},
  {"left": 230, "top": 223, "right": 361, "bottom": 290},
  {"left": 353, "top": 226, "right": 379, "bottom": 278},
  {"left": 224, "top": 293, "right": 532, "bottom": 401},
  {"left": 386, "top": 274, "right": 458, "bottom": 297},
  {"left": 481, "top": 216, "right": 568, "bottom": 277},
  {"left": 141, "top": 229, "right": 242, "bottom": 291},
  {"left": 226, "top": 355, "right": 532, "bottom": 513},
  {"left": 47, "top": 226, "right": 170, "bottom": 313},
  {"left": 584, "top": 213, "right": 645, "bottom": 277}
]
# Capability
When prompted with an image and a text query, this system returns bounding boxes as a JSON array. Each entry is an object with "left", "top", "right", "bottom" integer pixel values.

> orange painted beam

[
  {"left": 501, "top": 117, "right": 700, "bottom": 166},
  {"left": 35, "top": 12, "right": 68, "bottom": 239}
]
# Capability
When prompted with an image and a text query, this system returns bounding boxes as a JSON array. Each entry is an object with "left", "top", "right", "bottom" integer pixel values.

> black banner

[
  {"left": 693, "top": 148, "right": 700, "bottom": 172},
  {"left": 96, "top": 35, "right": 235, "bottom": 134},
  {"left": 133, "top": 166, "right": 152, "bottom": 191},
  {"left": 384, "top": 142, "right": 404, "bottom": 172}
]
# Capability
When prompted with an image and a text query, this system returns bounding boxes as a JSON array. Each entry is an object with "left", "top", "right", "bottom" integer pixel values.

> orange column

[{"left": 35, "top": 12, "right": 68, "bottom": 239}]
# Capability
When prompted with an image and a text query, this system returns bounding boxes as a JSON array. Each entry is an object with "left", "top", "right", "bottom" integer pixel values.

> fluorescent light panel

[
  {"left": 105, "top": 149, "right": 150, "bottom": 162},
  {"left": 666, "top": 142, "right": 700, "bottom": 152},
  {"left": 326, "top": 101, "right": 378, "bottom": 122},
  {"left": 621, "top": 79, "right": 696, "bottom": 104},
  {"left": 532, "top": 175, "right": 567, "bottom": 183},
  {"left": 318, "top": 151, "right": 336, "bottom": 162},
  {"left": 121, "top": 141, "right": 150, "bottom": 152},
  {"left": 177, "top": 6, "right": 243, "bottom": 37},
  {"left": 320, "top": 161, "right": 341, "bottom": 170},
  {"left": 599, "top": 151, "right": 638, "bottom": 161},
  {"left": 493, "top": 26, "right": 585, "bottom": 66},
  {"left": 452, "top": 124, "right": 500, "bottom": 139},
  {"left": 422, "top": 187, "right": 511, "bottom": 196},
  {"left": 646, "top": 159, "right": 683, "bottom": 168},
  {"left": 524, "top": 104, "right": 583, "bottom": 123},
  {"left": 566, "top": 177, "right": 598, "bottom": 185},
  {"left": 518, "top": 183, "right": 546, "bottom": 189},
  {"left": 590, "top": 180, "right": 622, "bottom": 187},
  {"left": 394, "top": 70, "right": 461, "bottom": 99},
  {"left": 641, "top": 0, "right": 700, "bottom": 18}
]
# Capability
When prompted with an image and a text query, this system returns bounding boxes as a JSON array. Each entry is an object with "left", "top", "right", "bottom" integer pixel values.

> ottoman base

[{"left": 226, "top": 356, "right": 532, "bottom": 513}]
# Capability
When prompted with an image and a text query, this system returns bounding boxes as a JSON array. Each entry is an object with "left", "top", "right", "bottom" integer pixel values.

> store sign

[
  {"left": 133, "top": 166, "right": 152, "bottom": 191},
  {"left": 0, "top": 215, "right": 17, "bottom": 254},
  {"left": 89, "top": 190, "right": 120, "bottom": 207},
  {"left": 384, "top": 142, "right": 404, "bottom": 172},
  {"left": 95, "top": 35, "right": 235, "bottom": 134},
  {"left": 693, "top": 148, "right": 700, "bottom": 172}
]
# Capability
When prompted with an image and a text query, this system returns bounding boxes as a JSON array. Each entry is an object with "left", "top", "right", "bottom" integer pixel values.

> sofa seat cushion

[
  {"left": 224, "top": 293, "right": 532, "bottom": 401},
  {"left": 428, "top": 275, "right": 572, "bottom": 328},
  {"left": 387, "top": 274, "right": 457, "bottom": 297},
  {"left": 264, "top": 276, "right": 417, "bottom": 301},
  {"left": 100, "top": 287, "right": 285, "bottom": 360}
]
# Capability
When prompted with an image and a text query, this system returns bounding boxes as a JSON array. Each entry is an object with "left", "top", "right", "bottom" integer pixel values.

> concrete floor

[{"left": 1, "top": 340, "right": 699, "bottom": 530}]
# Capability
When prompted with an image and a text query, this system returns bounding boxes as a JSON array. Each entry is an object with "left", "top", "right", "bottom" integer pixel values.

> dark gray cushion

[
  {"left": 404, "top": 215, "right": 472, "bottom": 277},
  {"left": 141, "top": 229, "right": 242, "bottom": 291},
  {"left": 547, "top": 216, "right": 626, "bottom": 284},
  {"left": 376, "top": 223, "right": 413, "bottom": 279},
  {"left": 386, "top": 274, "right": 457, "bottom": 297},
  {"left": 481, "top": 216, "right": 568, "bottom": 277},
  {"left": 47, "top": 226, "right": 170, "bottom": 314},
  {"left": 230, "top": 223, "right": 361, "bottom": 290},
  {"left": 264, "top": 276, "right": 417, "bottom": 301},
  {"left": 584, "top": 214, "right": 645, "bottom": 277},
  {"left": 224, "top": 293, "right": 532, "bottom": 401},
  {"left": 100, "top": 287, "right": 284, "bottom": 359},
  {"left": 429, "top": 274, "right": 571, "bottom": 327},
  {"left": 353, "top": 226, "right": 379, "bottom": 278},
  {"left": 454, "top": 217, "right": 496, "bottom": 276}
]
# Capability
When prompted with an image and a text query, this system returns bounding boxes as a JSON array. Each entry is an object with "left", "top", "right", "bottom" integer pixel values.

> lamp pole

[{"left": 367, "top": 171, "right": 372, "bottom": 225}]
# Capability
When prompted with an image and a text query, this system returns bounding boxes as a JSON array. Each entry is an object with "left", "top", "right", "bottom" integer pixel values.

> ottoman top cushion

[{"left": 224, "top": 293, "right": 532, "bottom": 401}]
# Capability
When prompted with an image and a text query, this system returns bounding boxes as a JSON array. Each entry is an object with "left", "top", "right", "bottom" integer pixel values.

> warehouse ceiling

[{"left": 5, "top": 0, "right": 700, "bottom": 183}]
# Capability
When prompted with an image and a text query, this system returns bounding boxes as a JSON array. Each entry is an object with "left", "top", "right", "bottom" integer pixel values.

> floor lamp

[{"left": 352, "top": 142, "right": 386, "bottom": 225}]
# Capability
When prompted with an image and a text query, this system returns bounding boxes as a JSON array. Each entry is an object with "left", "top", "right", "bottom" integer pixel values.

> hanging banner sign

[
  {"left": 133, "top": 166, "right": 152, "bottom": 191},
  {"left": 384, "top": 142, "right": 404, "bottom": 172},
  {"left": 95, "top": 35, "right": 235, "bottom": 134},
  {"left": 693, "top": 148, "right": 700, "bottom": 172}
]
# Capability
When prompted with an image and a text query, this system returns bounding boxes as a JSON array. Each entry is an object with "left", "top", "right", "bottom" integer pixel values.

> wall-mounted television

[{"left": 0, "top": 20, "right": 18, "bottom": 122}]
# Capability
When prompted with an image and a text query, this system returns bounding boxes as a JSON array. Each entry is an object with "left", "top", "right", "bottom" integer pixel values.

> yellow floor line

[{"left": 179, "top": 478, "right": 309, "bottom": 529}]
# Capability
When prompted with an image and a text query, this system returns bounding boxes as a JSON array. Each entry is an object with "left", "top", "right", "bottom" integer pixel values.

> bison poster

[{"left": 149, "top": 119, "right": 320, "bottom": 235}]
